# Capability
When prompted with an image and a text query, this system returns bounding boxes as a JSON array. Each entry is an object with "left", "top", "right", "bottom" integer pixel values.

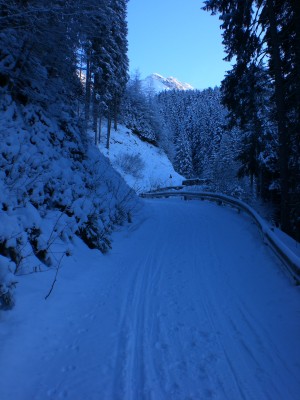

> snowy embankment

[
  {"left": 0, "top": 95, "right": 138, "bottom": 309},
  {"left": 98, "top": 124, "right": 184, "bottom": 193},
  {"left": 0, "top": 198, "right": 299, "bottom": 399}
]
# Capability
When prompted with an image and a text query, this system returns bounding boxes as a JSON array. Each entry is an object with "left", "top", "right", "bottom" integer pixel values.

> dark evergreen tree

[
  {"left": 203, "top": 0, "right": 300, "bottom": 237},
  {"left": 78, "top": 0, "right": 129, "bottom": 146},
  {"left": 222, "top": 63, "right": 278, "bottom": 196},
  {"left": 109, "top": 0, "right": 129, "bottom": 130}
]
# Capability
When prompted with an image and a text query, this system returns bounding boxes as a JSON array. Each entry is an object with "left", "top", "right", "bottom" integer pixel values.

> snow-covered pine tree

[
  {"left": 79, "top": 0, "right": 129, "bottom": 146},
  {"left": 109, "top": 0, "right": 129, "bottom": 131},
  {"left": 157, "top": 87, "right": 228, "bottom": 180},
  {"left": 174, "top": 131, "right": 193, "bottom": 178},
  {"left": 120, "top": 72, "right": 159, "bottom": 144}
]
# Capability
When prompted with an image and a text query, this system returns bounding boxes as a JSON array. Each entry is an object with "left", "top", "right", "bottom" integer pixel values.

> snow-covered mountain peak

[
  {"left": 152, "top": 73, "right": 164, "bottom": 80},
  {"left": 142, "top": 73, "right": 194, "bottom": 94}
]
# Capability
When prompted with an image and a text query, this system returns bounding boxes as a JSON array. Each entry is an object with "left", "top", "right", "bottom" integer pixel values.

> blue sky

[{"left": 127, "top": 0, "right": 230, "bottom": 89}]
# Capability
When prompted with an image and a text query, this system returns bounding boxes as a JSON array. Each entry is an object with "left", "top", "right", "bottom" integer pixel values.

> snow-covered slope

[
  {"left": 98, "top": 124, "right": 184, "bottom": 192},
  {"left": 142, "top": 73, "right": 193, "bottom": 94},
  {"left": 0, "top": 95, "right": 138, "bottom": 309}
]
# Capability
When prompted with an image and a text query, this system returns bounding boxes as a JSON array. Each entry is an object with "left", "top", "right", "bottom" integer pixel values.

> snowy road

[{"left": 1, "top": 198, "right": 300, "bottom": 399}]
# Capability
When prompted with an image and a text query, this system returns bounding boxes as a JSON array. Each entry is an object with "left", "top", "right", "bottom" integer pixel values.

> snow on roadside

[
  {"left": 0, "top": 95, "right": 139, "bottom": 311},
  {"left": 272, "top": 226, "right": 300, "bottom": 257},
  {"left": 97, "top": 124, "right": 184, "bottom": 193}
]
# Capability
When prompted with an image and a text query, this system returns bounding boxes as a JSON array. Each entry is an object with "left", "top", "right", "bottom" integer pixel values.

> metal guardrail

[{"left": 141, "top": 190, "right": 300, "bottom": 285}]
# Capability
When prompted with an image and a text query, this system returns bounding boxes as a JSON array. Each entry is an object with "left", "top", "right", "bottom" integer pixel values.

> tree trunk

[
  {"left": 106, "top": 111, "right": 112, "bottom": 150},
  {"left": 291, "top": 0, "right": 300, "bottom": 238},
  {"left": 113, "top": 99, "right": 118, "bottom": 131},
  {"left": 291, "top": 0, "right": 300, "bottom": 115},
  {"left": 93, "top": 97, "right": 98, "bottom": 145},
  {"left": 94, "top": 114, "right": 98, "bottom": 145},
  {"left": 291, "top": 0, "right": 300, "bottom": 176},
  {"left": 266, "top": 0, "right": 290, "bottom": 232},
  {"left": 98, "top": 113, "right": 102, "bottom": 144},
  {"left": 84, "top": 50, "right": 91, "bottom": 134},
  {"left": 93, "top": 73, "right": 99, "bottom": 144},
  {"left": 78, "top": 48, "right": 84, "bottom": 117}
]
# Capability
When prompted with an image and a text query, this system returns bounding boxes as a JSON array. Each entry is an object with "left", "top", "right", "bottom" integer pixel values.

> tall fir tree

[{"left": 203, "top": 0, "right": 300, "bottom": 237}]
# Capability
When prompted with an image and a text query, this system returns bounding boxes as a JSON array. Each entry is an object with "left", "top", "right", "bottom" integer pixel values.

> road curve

[{"left": 0, "top": 198, "right": 299, "bottom": 400}]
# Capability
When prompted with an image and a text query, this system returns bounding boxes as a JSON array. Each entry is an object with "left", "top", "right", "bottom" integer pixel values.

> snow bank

[
  {"left": 0, "top": 95, "right": 139, "bottom": 308},
  {"left": 98, "top": 124, "right": 184, "bottom": 193}
]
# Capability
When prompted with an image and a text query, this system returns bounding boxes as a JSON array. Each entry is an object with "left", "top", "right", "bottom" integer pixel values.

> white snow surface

[
  {"left": 99, "top": 124, "right": 184, "bottom": 193},
  {"left": 142, "top": 73, "right": 194, "bottom": 94},
  {"left": 0, "top": 198, "right": 299, "bottom": 400},
  {"left": 145, "top": 190, "right": 300, "bottom": 276}
]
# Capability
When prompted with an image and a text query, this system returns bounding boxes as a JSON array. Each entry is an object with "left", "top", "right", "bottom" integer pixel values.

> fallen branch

[{"left": 45, "top": 253, "right": 65, "bottom": 300}]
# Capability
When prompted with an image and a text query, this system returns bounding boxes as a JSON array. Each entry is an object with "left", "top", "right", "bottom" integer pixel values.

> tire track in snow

[
  {"left": 189, "top": 211, "right": 247, "bottom": 400},
  {"left": 111, "top": 224, "right": 167, "bottom": 400},
  {"left": 144, "top": 207, "right": 228, "bottom": 399},
  {"left": 203, "top": 216, "right": 261, "bottom": 400}
]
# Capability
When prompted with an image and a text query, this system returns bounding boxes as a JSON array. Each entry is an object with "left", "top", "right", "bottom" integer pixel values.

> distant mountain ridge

[{"left": 142, "top": 73, "right": 194, "bottom": 94}]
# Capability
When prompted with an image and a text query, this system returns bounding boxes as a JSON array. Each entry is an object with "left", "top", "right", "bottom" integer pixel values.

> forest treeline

[
  {"left": 122, "top": 69, "right": 298, "bottom": 239},
  {"left": 122, "top": 0, "right": 300, "bottom": 238},
  {"left": 0, "top": 0, "right": 128, "bottom": 135}
]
